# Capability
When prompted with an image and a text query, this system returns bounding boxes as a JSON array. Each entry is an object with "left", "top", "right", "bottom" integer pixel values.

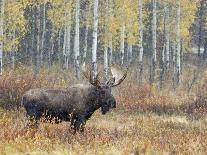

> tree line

[{"left": 0, "top": 0, "right": 206, "bottom": 86}]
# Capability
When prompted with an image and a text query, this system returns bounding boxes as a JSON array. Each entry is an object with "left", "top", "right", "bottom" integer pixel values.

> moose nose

[{"left": 112, "top": 101, "right": 116, "bottom": 108}]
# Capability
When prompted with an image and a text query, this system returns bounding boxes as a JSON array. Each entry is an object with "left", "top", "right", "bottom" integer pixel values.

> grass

[
  {"left": 0, "top": 108, "right": 206, "bottom": 154},
  {"left": 0, "top": 65, "right": 207, "bottom": 154}
]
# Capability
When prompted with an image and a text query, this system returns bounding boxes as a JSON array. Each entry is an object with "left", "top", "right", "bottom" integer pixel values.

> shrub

[
  {"left": 0, "top": 67, "right": 37, "bottom": 109},
  {"left": 0, "top": 65, "right": 73, "bottom": 109}
]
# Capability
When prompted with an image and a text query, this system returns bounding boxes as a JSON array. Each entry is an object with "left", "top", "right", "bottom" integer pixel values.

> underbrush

[
  {"left": 0, "top": 109, "right": 206, "bottom": 154},
  {"left": 114, "top": 69, "right": 207, "bottom": 119},
  {"left": 0, "top": 65, "right": 207, "bottom": 154},
  {"left": 1, "top": 65, "right": 207, "bottom": 118},
  {"left": 0, "top": 65, "right": 76, "bottom": 109}
]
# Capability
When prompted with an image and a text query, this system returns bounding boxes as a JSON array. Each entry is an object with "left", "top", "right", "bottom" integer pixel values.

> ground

[{"left": 0, "top": 107, "right": 206, "bottom": 154}]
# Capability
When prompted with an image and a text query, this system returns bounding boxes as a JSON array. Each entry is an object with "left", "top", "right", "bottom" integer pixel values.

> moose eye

[{"left": 100, "top": 90, "right": 106, "bottom": 96}]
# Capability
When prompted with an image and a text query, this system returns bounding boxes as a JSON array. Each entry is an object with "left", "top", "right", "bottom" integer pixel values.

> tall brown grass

[{"left": 0, "top": 65, "right": 207, "bottom": 154}]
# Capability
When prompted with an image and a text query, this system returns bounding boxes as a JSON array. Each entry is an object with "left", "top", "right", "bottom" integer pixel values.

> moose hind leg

[
  {"left": 24, "top": 102, "right": 44, "bottom": 128},
  {"left": 25, "top": 116, "right": 39, "bottom": 129}
]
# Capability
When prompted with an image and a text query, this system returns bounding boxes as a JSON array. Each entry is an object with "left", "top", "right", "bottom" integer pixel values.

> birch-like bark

[
  {"left": 57, "top": 30, "right": 62, "bottom": 65},
  {"left": 160, "top": 3, "right": 168, "bottom": 88},
  {"left": 12, "top": 30, "right": 16, "bottom": 70},
  {"left": 120, "top": 23, "right": 125, "bottom": 66},
  {"left": 204, "top": 39, "right": 207, "bottom": 58},
  {"left": 104, "top": 46, "right": 108, "bottom": 81},
  {"left": 83, "top": 23, "right": 88, "bottom": 64},
  {"left": 104, "top": 0, "right": 110, "bottom": 81},
  {"left": 30, "top": 7, "right": 35, "bottom": 66},
  {"left": 108, "top": 0, "right": 113, "bottom": 67},
  {"left": 150, "top": 0, "right": 157, "bottom": 83},
  {"left": 40, "top": 3, "right": 46, "bottom": 66},
  {"left": 176, "top": 0, "right": 181, "bottom": 85},
  {"left": 198, "top": 0, "right": 204, "bottom": 57},
  {"left": 35, "top": 5, "right": 41, "bottom": 75},
  {"left": 63, "top": 26, "right": 67, "bottom": 58},
  {"left": 127, "top": 44, "right": 132, "bottom": 65},
  {"left": 92, "top": 0, "right": 99, "bottom": 79},
  {"left": 65, "top": 22, "right": 71, "bottom": 70},
  {"left": 172, "top": 41, "right": 176, "bottom": 65},
  {"left": 160, "top": 43, "right": 165, "bottom": 89},
  {"left": 48, "top": 31, "right": 54, "bottom": 68},
  {"left": 63, "top": 26, "right": 67, "bottom": 69},
  {"left": 63, "top": 11, "right": 71, "bottom": 71},
  {"left": 165, "top": 4, "right": 170, "bottom": 68},
  {"left": 152, "top": 0, "right": 157, "bottom": 63},
  {"left": 74, "top": 0, "right": 80, "bottom": 79},
  {"left": 0, "top": 0, "right": 5, "bottom": 75},
  {"left": 108, "top": 34, "right": 113, "bottom": 66},
  {"left": 138, "top": 0, "right": 143, "bottom": 83}
]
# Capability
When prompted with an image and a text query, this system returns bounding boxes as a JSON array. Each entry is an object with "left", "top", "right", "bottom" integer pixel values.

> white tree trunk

[
  {"left": 138, "top": 0, "right": 143, "bottom": 63},
  {"left": 127, "top": 44, "right": 132, "bottom": 65},
  {"left": 176, "top": 0, "right": 181, "bottom": 85},
  {"left": 74, "top": 0, "right": 80, "bottom": 79},
  {"left": 62, "top": 9, "right": 71, "bottom": 70},
  {"left": 63, "top": 24, "right": 71, "bottom": 70},
  {"left": 40, "top": 3, "right": 46, "bottom": 66},
  {"left": 65, "top": 22, "right": 71, "bottom": 70},
  {"left": 108, "top": 0, "right": 113, "bottom": 67},
  {"left": 48, "top": 31, "right": 54, "bottom": 68},
  {"left": 150, "top": 0, "right": 157, "bottom": 83},
  {"left": 12, "top": 30, "right": 16, "bottom": 70},
  {"left": 108, "top": 34, "right": 113, "bottom": 66},
  {"left": 104, "top": 45, "right": 108, "bottom": 81},
  {"left": 160, "top": 4, "right": 167, "bottom": 89},
  {"left": 160, "top": 43, "right": 165, "bottom": 88},
  {"left": 63, "top": 26, "right": 67, "bottom": 57},
  {"left": 173, "top": 40, "right": 176, "bottom": 65},
  {"left": 165, "top": 4, "right": 170, "bottom": 68},
  {"left": 152, "top": 0, "right": 157, "bottom": 63},
  {"left": 92, "top": 0, "right": 99, "bottom": 79},
  {"left": 162, "top": 44, "right": 165, "bottom": 63},
  {"left": 57, "top": 30, "right": 62, "bottom": 64},
  {"left": 31, "top": 8, "right": 35, "bottom": 65},
  {"left": 120, "top": 24, "right": 125, "bottom": 65},
  {"left": 0, "top": 0, "right": 5, "bottom": 75},
  {"left": 83, "top": 24, "right": 88, "bottom": 64},
  {"left": 83, "top": 8, "right": 89, "bottom": 64},
  {"left": 35, "top": 5, "right": 41, "bottom": 75},
  {"left": 138, "top": 0, "right": 143, "bottom": 83}
]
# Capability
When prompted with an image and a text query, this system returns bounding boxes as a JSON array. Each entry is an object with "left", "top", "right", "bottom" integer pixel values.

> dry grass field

[{"left": 0, "top": 65, "right": 207, "bottom": 154}]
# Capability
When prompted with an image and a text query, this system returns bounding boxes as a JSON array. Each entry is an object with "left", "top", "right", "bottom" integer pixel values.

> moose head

[{"left": 82, "top": 64, "right": 127, "bottom": 114}]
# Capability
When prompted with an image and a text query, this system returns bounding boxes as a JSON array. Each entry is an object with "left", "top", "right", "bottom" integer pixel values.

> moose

[{"left": 22, "top": 65, "right": 127, "bottom": 133}]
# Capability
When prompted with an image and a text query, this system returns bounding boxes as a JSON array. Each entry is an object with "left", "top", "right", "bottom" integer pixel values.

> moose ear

[{"left": 106, "top": 77, "right": 115, "bottom": 86}]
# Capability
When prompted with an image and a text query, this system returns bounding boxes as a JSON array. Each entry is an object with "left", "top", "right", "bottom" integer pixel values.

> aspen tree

[
  {"left": 0, "top": 0, "right": 4, "bottom": 75},
  {"left": 91, "top": 0, "right": 99, "bottom": 79}
]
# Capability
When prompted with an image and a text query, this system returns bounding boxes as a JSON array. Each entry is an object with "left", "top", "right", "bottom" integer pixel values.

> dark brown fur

[{"left": 22, "top": 84, "right": 116, "bottom": 132}]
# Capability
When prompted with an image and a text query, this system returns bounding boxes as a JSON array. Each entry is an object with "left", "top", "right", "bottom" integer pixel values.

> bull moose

[{"left": 22, "top": 65, "right": 127, "bottom": 133}]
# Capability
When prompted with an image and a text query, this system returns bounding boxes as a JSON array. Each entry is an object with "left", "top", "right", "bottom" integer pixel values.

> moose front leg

[{"left": 73, "top": 115, "right": 86, "bottom": 133}]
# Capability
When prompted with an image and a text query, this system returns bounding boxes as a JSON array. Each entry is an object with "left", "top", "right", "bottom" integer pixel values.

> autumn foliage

[{"left": 0, "top": 65, "right": 207, "bottom": 154}]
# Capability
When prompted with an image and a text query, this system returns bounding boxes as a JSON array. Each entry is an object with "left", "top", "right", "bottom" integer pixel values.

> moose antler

[
  {"left": 108, "top": 64, "right": 128, "bottom": 87},
  {"left": 82, "top": 62, "right": 101, "bottom": 87},
  {"left": 111, "top": 70, "right": 127, "bottom": 87}
]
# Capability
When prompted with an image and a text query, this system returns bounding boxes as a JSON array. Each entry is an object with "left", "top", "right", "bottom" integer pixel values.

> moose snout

[
  {"left": 112, "top": 100, "right": 116, "bottom": 108},
  {"left": 108, "top": 97, "right": 116, "bottom": 108}
]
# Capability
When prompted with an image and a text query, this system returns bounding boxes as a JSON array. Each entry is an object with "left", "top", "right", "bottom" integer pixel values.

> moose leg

[
  {"left": 24, "top": 102, "right": 44, "bottom": 128},
  {"left": 73, "top": 115, "right": 86, "bottom": 133},
  {"left": 70, "top": 114, "right": 76, "bottom": 129},
  {"left": 25, "top": 116, "right": 39, "bottom": 128}
]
